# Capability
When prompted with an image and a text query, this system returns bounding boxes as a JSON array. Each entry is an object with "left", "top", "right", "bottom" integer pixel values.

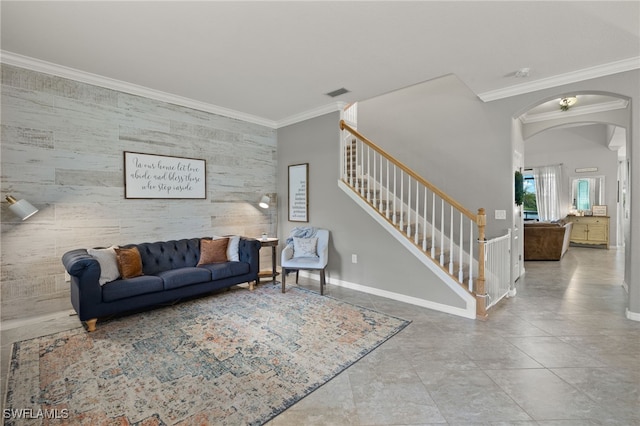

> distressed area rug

[{"left": 4, "top": 284, "right": 410, "bottom": 425}]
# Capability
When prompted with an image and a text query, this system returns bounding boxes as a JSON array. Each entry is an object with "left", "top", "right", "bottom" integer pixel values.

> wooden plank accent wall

[{"left": 0, "top": 64, "right": 277, "bottom": 321}]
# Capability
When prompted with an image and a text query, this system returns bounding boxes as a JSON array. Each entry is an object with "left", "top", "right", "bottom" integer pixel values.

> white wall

[{"left": 1, "top": 65, "right": 277, "bottom": 321}]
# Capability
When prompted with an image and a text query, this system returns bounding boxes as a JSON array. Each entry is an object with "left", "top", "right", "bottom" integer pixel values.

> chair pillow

[
  {"left": 88, "top": 245, "right": 120, "bottom": 285},
  {"left": 198, "top": 238, "right": 229, "bottom": 265},
  {"left": 115, "top": 247, "right": 144, "bottom": 279},
  {"left": 293, "top": 237, "right": 319, "bottom": 258}
]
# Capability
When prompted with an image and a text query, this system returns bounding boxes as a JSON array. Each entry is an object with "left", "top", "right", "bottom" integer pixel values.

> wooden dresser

[{"left": 567, "top": 216, "right": 609, "bottom": 248}]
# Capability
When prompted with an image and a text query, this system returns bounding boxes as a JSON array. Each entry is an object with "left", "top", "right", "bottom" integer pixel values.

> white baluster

[
  {"left": 399, "top": 171, "right": 404, "bottom": 231},
  {"left": 449, "top": 206, "right": 454, "bottom": 274},
  {"left": 406, "top": 178, "right": 411, "bottom": 237},
  {"left": 422, "top": 187, "right": 428, "bottom": 251},
  {"left": 415, "top": 182, "right": 420, "bottom": 244},
  {"left": 372, "top": 151, "right": 377, "bottom": 209},
  {"left": 366, "top": 145, "right": 371, "bottom": 202},
  {"left": 431, "top": 193, "right": 436, "bottom": 258},
  {"left": 458, "top": 212, "right": 464, "bottom": 282},
  {"left": 469, "top": 220, "right": 474, "bottom": 292},
  {"left": 392, "top": 165, "right": 397, "bottom": 225},
  {"left": 440, "top": 200, "right": 445, "bottom": 266},
  {"left": 386, "top": 161, "right": 390, "bottom": 219},
  {"left": 379, "top": 155, "right": 384, "bottom": 211}
]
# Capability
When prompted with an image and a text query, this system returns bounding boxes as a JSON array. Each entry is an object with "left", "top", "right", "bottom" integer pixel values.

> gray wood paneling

[{"left": 1, "top": 64, "right": 277, "bottom": 321}]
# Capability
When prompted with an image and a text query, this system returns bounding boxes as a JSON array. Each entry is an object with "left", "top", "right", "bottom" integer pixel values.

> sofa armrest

[{"left": 238, "top": 237, "right": 261, "bottom": 276}]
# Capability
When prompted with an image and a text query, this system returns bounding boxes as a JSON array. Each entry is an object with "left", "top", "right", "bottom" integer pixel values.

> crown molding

[
  {"left": 520, "top": 98, "right": 629, "bottom": 124},
  {"left": 1, "top": 50, "right": 279, "bottom": 129},
  {"left": 478, "top": 56, "right": 640, "bottom": 102},
  {"left": 275, "top": 101, "right": 347, "bottom": 128}
]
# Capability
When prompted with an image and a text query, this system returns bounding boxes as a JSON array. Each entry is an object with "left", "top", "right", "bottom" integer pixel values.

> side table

[{"left": 257, "top": 237, "right": 279, "bottom": 285}]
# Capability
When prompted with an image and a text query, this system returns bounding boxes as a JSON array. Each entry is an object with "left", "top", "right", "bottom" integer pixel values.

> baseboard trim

[
  {"left": 626, "top": 308, "right": 640, "bottom": 322},
  {"left": 297, "top": 270, "right": 476, "bottom": 319}
]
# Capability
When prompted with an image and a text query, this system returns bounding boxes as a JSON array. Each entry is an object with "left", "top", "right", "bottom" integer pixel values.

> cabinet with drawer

[{"left": 567, "top": 216, "right": 609, "bottom": 248}]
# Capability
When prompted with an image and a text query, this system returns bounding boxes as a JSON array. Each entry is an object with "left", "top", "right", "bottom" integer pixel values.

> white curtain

[{"left": 533, "top": 164, "right": 563, "bottom": 221}]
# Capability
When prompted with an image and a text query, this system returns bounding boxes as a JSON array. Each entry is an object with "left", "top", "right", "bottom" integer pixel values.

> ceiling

[{"left": 2, "top": 1, "right": 639, "bottom": 128}]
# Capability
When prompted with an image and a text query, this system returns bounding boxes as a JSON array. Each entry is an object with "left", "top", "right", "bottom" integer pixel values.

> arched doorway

[{"left": 513, "top": 92, "right": 631, "bottom": 313}]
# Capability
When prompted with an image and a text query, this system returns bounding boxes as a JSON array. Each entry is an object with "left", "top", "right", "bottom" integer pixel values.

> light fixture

[
  {"left": 5, "top": 195, "right": 39, "bottom": 220},
  {"left": 559, "top": 96, "right": 577, "bottom": 111},
  {"left": 259, "top": 195, "right": 271, "bottom": 209}
]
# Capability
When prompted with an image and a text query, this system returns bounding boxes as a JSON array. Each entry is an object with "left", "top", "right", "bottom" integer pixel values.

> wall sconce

[
  {"left": 5, "top": 195, "right": 39, "bottom": 220},
  {"left": 559, "top": 96, "right": 577, "bottom": 111},
  {"left": 259, "top": 195, "right": 271, "bottom": 209}
]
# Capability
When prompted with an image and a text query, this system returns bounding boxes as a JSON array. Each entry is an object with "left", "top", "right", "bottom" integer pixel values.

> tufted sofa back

[{"left": 123, "top": 238, "right": 204, "bottom": 276}]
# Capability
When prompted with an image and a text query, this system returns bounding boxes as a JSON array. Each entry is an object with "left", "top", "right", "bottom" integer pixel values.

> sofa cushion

[
  {"left": 115, "top": 247, "right": 144, "bottom": 279},
  {"left": 158, "top": 267, "right": 212, "bottom": 290},
  {"left": 198, "top": 262, "right": 249, "bottom": 280},
  {"left": 198, "top": 238, "right": 229, "bottom": 265},
  {"left": 102, "top": 275, "right": 164, "bottom": 302}
]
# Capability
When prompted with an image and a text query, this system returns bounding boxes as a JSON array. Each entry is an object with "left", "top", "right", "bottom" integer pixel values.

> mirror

[{"left": 571, "top": 176, "right": 605, "bottom": 213}]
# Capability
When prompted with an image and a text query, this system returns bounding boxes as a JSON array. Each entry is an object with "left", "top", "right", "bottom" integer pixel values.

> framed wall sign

[
  {"left": 124, "top": 151, "right": 206, "bottom": 199},
  {"left": 288, "top": 163, "right": 309, "bottom": 222},
  {"left": 592, "top": 205, "right": 608, "bottom": 216}
]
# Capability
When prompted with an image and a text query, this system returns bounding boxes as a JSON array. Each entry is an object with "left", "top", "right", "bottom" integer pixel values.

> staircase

[{"left": 339, "top": 111, "right": 491, "bottom": 319}]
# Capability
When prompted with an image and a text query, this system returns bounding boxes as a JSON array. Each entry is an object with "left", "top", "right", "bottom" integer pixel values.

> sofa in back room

[
  {"left": 523, "top": 219, "right": 573, "bottom": 261},
  {"left": 62, "top": 236, "right": 261, "bottom": 331}
]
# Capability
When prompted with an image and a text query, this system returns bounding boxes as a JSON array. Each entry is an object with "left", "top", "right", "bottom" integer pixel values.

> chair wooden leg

[
  {"left": 295, "top": 270, "right": 299, "bottom": 283},
  {"left": 282, "top": 268, "right": 286, "bottom": 293},
  {"left": 320, "top": 269, "right": 326, "bottom": 295}
]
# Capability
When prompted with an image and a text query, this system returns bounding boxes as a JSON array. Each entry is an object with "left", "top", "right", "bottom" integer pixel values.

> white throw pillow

[
  {"left": 88, "top": 245, "right": 120, "bottom": 285},
  {"left": 293, "top": 237, "right": 319, "bottom": 258},
  {"left": 226, "top": 235, "right": 240, "bottom": 262}
]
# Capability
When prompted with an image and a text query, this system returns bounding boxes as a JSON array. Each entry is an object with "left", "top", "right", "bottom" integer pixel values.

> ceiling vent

[{"left": 325, "top": 87, "right": 350, "bottom": 98}]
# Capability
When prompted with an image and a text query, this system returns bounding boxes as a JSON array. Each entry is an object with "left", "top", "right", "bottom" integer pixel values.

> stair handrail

[{"left": 340, "top": 120, "right": 477, "bottom": 222}]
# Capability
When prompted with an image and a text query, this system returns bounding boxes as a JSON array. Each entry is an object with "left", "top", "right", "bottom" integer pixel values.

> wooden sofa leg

[
  {"left": 85, "top": 318, "right": 97, "bottom": 332},
  {"left": 320, "top": 269, "right": 326, "bottom": 295},
  {"left": 249, "top": 281, "right": 255, "bottom": 291}
]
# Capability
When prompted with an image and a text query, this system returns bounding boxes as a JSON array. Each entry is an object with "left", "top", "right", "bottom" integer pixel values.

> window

[{"left": 523, "top": 173, "right": 538, "bottom": 220}]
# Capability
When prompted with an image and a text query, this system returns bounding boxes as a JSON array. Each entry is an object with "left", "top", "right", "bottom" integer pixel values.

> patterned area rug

[{"left": 4, "top": 284, "right": 409, "bottom": 425}]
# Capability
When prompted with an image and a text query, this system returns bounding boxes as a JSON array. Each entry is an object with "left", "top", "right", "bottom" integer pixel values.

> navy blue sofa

[{"left": 62, "top": 237, "right": 261, "bottom": 331}]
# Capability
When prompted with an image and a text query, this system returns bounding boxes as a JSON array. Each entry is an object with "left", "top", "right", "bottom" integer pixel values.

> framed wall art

[
  {"left": 288, "top": 163, "right": 308, "bottom": 222},
  {"left": 592, "top": 205, "right": 608, "bottom": 216},
  {"left": 124, "top": 151, "right": 206, "bottom": 199}
]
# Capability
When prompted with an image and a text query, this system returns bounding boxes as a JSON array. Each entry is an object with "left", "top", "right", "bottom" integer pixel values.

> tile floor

[{"left": 2, "top": 246, "right": 638, "bottom": 425}]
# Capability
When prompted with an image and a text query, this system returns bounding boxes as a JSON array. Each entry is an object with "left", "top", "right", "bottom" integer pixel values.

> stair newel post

[{"left": 476, "top": 208, "right": 488, "bottom": 319}]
